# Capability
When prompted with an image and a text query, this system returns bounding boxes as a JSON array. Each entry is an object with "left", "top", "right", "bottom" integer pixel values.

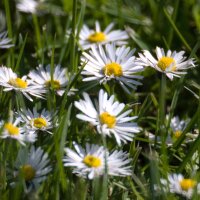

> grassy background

[{"left": 0, "top": 0, "right": 200, "bottom": 199}]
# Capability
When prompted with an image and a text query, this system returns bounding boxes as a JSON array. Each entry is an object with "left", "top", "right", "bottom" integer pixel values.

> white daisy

[
  {"left": 0, "top": 31, "right": 14, "bottom": 49},
  {"left": 0, "top": 66, "right": 45, "bottom": 101},
  {"left": 16, "top": 0, "right": 39, "bottom": 14},
  {"left": 79, "top": 21, "right": 129, "bottom": 50},
  {"left": 13, "top": 146, "right": 51, "bottom": 192},
  {"left": 63, "top": 142, "right": 132, "bottom": 179},
  {"left": 0, "top": 118, "right": 37, "bottom": 145},
  {"left": 146, "top": 116, "right": 192, "bottom": 146},
  {"left": 17, "top": 107, "right": 56, "bottom": 134},
  {"left": 81, "top": 43, "right": 144, "bottom": 93},
  {"left": 74, "top": 89, "right": 140, "bottom": 146},
  {"left": 138, "top": 46, "right": 195, "bottom": 80},
  {"left": 160, "top": 174, "right": 200, "bottom": 199},
  {"left": 28, "top": 64, "right": 75, "bottom": 96},
  {"left": 170, "top": 116, "right": 188, "bottom": 139}
]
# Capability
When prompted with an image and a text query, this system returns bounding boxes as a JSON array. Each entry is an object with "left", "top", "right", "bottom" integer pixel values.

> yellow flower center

[
  {"left": 4, "top": 123, "right": 19, "bottom": 136},
  {"left": 9, "top": 78, "right": 27, "bottom": 88},
  {"left": 180, "top": 179, "right": 196, "bottom": 191},
  {"left": 104, "top": 62, "right": 123, "bottom": 77},
  {"left": 21, "top": 164, "right": 36, "bottom": 181},
  {"left": 83, "top": 155, "right": 102, "bottom": 168},
  {"left": 45, "top": 80, "right": 61, "bottom": 90},
  {"left": 174, "top": 130, "right": 182, "bottom": 139},
  {"left": 99, "top": 112, "right": 116, "bottom": 128},
  {"left": 88, "top": 32, "right": 106, "bottom": 43},
  {"left": 33, "top": 117, "right": 47, "bottom": 128},
  {"left": 157, "top": 57, "right": 176, "bottom": 71}
]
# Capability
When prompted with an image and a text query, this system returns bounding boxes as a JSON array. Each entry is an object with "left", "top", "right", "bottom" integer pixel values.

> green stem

[
  {"left": 4, "top": 0, "right": 12, "bottom": 38},
  {"left": 101, "top": 136, "right": 108, "bottom": 200},
  {"left": 71, "top": 0, "right": 77, "bottom": 73},
  {"left": 155, "top": 74, "right": 166, "bottom": 145},
  {"left": 32, "top": 14, "right": 42, "bottom": 58}
]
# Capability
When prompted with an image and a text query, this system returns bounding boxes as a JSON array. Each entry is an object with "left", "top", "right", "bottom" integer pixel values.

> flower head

[
  {"left": 81, "top": 43, "right": 143, "bottom": 93},
  {"left": 16, "top": 0, "right": 39, "bottom": 14},
  {"left": 0, "top": 31, "right": 14, "bottom": 49},
  {"left": 0, "top": 66, "right": 45, "bottom": 101},
  {"left": 0, "top": 118, "right": 37, "bottom": 145},
  {"left": 28, "top": 64, "right": 75, "bottom": 96},
  {"left": 138, "top": 46, "right": 195, "bottom": 80},
  {"left": 79, "top": 21, "right": 129, "bottom": 50},
  {"left": 146, "top": 116, "right": 192, "bottom": 146},
  {"left": 75, "top": 89, "right": 140, "bottom": 145},
  {"left": 17, "top": 107, "right": 56, "bottom": 134},
  {"left": 13, "top": 146, "right": 51, "bottom": 192},
  {"left": 63, "top": 142, "right": 132, "bottom": 179},
  {"left": 160, "top": 174, "right": 200, "bottom": 199}
]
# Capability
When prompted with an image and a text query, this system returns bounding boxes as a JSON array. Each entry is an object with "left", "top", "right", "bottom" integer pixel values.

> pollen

[
  {"left": 157, "top": 57, "right": 176, "bottom": 71},
  {"left": 88, "top": 32, "right": 106, "bottom": 43},
  {"left": 104, "top": 62, "right": 123, "bottom": 77},
  {"left": 4, "top": 123, "right": 19, "bottom": 136},
  {"left": 21, "top": 164, "right": 36, "bottom": 181},
  {"left": 33, "top": 117, "right": 47, "bottom": 128},
  {"left": 9, "top": 78, "right": 28, "bottom": 88},
  {"left": 180, "top": 179, "right": 196, "bottom": 191},
  {"left": 46, "top": 80, "right": 61, "bottom": 90},
  {"left": 83, "top": 155, "right": 102, "bottom": 168},
  {"left": 100, "top": 112, "right": 116, "bottom": 128},
  {"left": 174, "top": 130, "right": 182, "bottom": 138}
]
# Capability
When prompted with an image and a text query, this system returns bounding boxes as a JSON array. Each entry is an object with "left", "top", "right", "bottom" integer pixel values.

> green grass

[{"left": 0, "top": 0, "right": 200, "bottom": 199}]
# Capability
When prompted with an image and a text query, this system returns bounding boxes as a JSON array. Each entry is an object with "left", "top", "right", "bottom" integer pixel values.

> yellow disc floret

[
  {"left": 33, "top": 117, "right": 47, "bottom": 129},
  {"left": 180, "top": 179, "right": 196, "bottom": 191},
  {"left": 4, "top": 123, "right": 19, "bottom": 136},
  {"left": 104, "top": 62, "right": 123, "bottom": 77},
  {"left": 9, "top": 78, "right": 27, "bottom": 89},
  {"left": 174, "top": 130, "right": 182, "bottom": 139},
  {"left": 46, "top": 80, "right": 61, "bottom": 90},
  {"left": 100, "top": 112, "right": 116, "bottom": 128},
  {"left": 21, "top": 164, "right": 36, "bottom": 181},
  {"left": 83, "top": 155, "right": 102, "bottom": 168},
  {"left": 88, "top": 32, "right": 106, "bottom": 43},
  {"left": 157, "top": 57, "right": 176, "bottom": 71}
]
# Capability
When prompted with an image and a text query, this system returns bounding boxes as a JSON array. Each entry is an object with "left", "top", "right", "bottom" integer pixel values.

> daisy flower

[
  {"left": 0, "top": 66, "right": 45, "bottom": 101},
  {"left": 138, "top": 46, "right": 195, "bottom": 80},
  {"left": 170, "top": 116, "right": 188, "bottom": 139},
  {"left": 146, "top": 116, "right": 192, "bottom": 146},
  {"left": 28, "top": 64, "right": 75, "bottom": 96},
  {"left": 81, "top": 43, "right": 144, "bottom": 93},
  {"left": 0, "top": 118, "right": 37, "bottom": 145},
  {"left": 16, "top": 0, "right": 39, "bottom": 14},
  {"left": 0, "top": 31, "right": 14, "bottom": 49},
  {"left": 74, "top": 89, "right": 140, "bottom": 145},
  {"left": 12, "top": 146, "right": 51, "bottom": 192},
  {"left": 63, "top": 142, "right": 132, "bottom": 179},
  {"left": 79, "top": 21, "right": 129, "bottom": 50},
  {"left": 17, "top": 107, "right": 56, "bottom": 134},
  {"left": 160, "top": 174, "right": 200, "bottom": 199}
]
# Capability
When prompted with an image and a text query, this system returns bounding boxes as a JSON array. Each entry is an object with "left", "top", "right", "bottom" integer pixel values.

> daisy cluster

[{"left": 0, "top": 2, "right": 199, "bottom": 198}]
